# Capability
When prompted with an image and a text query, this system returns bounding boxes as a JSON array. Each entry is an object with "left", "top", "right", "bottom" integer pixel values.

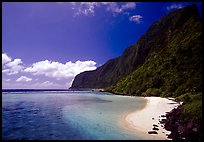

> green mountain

[
  {"left": 71, "top": 4, "right": 202, "bottom": 140},
  {"left": 71, "top": 41, "right": 150, "bottom": 89},
  {"left": 71, "top": 4, "right": 202, "bottom": 95},
  {"left": 106, "top": 5, "right": 202, "bottom": 97}
]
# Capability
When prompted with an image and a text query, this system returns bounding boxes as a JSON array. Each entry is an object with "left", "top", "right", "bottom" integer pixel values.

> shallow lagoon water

[{"left": 2, "top": 91, "right": 146, "bottom": 140}]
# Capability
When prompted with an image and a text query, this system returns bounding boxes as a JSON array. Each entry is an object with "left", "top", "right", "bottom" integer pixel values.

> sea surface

[{"left": 2, "top": 90, "right": 146, "bottom": 140}]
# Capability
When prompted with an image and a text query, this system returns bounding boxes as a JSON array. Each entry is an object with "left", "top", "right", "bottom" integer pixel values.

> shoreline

[{"left": 119, "top": 96, "right": 181, "bottom": 140}]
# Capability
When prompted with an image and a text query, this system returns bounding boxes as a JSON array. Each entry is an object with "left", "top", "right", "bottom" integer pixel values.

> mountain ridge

[
  {"left": 71, "top": 4, "right": 201, "bottom": 90},
  {"left": 70, "top": 4, "right": 202, "bottom": 140},
  {"left": 106, "top": 4, "right": 202, "bottom": 97}
]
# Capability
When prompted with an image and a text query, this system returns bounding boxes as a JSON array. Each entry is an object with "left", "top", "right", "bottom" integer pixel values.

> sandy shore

[{"left": 119, "top": 97, "right": 181, "bottom": 140}]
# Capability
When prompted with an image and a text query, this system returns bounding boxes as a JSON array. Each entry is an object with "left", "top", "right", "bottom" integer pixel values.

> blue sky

[{"left": 2, "top": 2, "right": 202, "bottom": 89}]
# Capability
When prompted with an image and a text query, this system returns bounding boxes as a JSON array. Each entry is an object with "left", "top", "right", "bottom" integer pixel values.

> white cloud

[
  {"left": 2, "top": 78, "right": 11, "bottom": 82},
  {"left": 2, "top": 69, "right": 10, "bottom": 74},
  {"left": 3, "top": 80, "right": 62, "bottom": 89},
  {"left": 2, "top": 53, "right": 12, "bottom": 65},
  {"left": 166, "top": 4, "right": 183, "bottom": 11},
  {"left": 24, "top": 60, "right": 97, "bottom": 80},
  {"left": 31, "top": 81, "right": 64, "bottom": 89},
  {"left": 6, "top": 59, "right": 22, "bottom": 67},
  {"left": 71, "top": 2, "right": 100, "bottom": 16},
  {"left": 3, "top": 58, "right": 24, "bottom": 75},
  {"left": 2, "top": 53, "right": 24, "bottom": 75},
  {"left": 5, "top": 79, "right": 11, "bottom": 82},
  {"left": 121, "top": 2, "right": 136, "bottom": 11},
  {"left": 16, "top": 76, "right": 32, "bottom": 82},
  {"left": 106, "top": 2, "right": 122, "bottom": 13},
  {"left": 69, "top": 2, "right": 136, "bottom": 16},
  {"left": 41, "top": 81, "right": 54, "bottom": 86},
  {"left": 58, "top": 2, "right": 141, "bottom": 23},
  {"left": 2, "top": 52, "right": 97, "bottom": 89},
  {"left": 129, "top": 15, "right": 143, "bottom": 23}
]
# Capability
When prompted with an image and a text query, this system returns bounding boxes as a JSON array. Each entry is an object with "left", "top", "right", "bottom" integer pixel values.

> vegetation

[
  {"left": 72, "top": 5, "right": 202, "bottom": 140},
  {"left": 104, "top": 5, "right": 202, "bottom": 140},
  {"left": 144, "top": 88, "right": 161, "bottom": 96},
  {"left": 106, "top": 6, "right": 202, "bottom": 98},
  {"left": 181, "top": 93, "right": 202, "bottom": 121}
]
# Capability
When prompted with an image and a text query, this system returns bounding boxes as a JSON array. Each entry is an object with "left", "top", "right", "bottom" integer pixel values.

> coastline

[{"left": 119, "top": 96, "right": 181, "bottom": 140}]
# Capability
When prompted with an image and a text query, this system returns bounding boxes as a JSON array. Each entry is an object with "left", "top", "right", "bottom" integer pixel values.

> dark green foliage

[
  {"left": 176, "top": 93, "right": 192, "bottom": 102},
  {"left": 163, "top": 92, "right": 202, "bottom": 140},
  {"left": 71, "top": 5, "right": 202, "bottom": 140},
  {"left": 106, "top": 8, "right": 202, "bottom": 139},
  {"left": 180, "top": 92, "right": 202, "bottom": 122},
  {"left": 107, "top": 5, "right": 202, "bottom": 99},
  {"left": 145, "top": 88, "right": 161, "bottom": 96},
  {"left": 70, "top": 43, "right": 149, "bottom": 89},
  {"left": 71, "top": 5, "right": 202, "bottom": 99}
]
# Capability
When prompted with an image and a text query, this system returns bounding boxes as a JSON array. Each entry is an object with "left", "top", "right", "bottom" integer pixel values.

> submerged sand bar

[{"left": 120, "top": 97, "right": 181, "bottom": 140}]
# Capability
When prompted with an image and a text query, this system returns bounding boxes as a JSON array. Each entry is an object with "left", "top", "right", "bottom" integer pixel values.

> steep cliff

[
  {"left": 70, "top": 4, "right": 202, "bottom": 140},
  {"left": 71, "top": 42, "right": 150, "bottom": 89},
  {"left": 71, "top": 4, "right": 201, "bottom": 90},
  {"left": 106, "top": 5, "right": 202, "bottom": 140},
  {"left": 106, "top": 4, "right": 202, "bottom": 97}
]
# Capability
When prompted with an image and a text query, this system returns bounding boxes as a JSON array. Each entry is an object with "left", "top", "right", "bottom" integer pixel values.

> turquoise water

[{"left": 2, "top": 91, "right": 146, "bottom": 140}]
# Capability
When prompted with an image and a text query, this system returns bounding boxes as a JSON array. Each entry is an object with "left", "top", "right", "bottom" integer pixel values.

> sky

[{"left": 2, "top": 2, "right": 202, "bottom": 89}]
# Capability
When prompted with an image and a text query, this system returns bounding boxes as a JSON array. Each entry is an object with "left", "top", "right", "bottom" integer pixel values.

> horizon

[
  {"left": 2, "top": 88, "right": 70, "bottom": 90},
  {"left": 2, "top": 2, "right": 202, "bottom": 89}
]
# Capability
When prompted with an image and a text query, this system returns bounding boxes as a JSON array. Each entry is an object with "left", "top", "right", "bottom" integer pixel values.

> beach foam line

[{"left": 119, "top": 96, "right": 180, "bottom": 140}]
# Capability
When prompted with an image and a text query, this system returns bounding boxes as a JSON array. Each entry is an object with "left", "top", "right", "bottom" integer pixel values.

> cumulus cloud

[
  {"left": 6, "top": 59, "right": 23, "bottom": 67},
  {"left": 2, "top": 53, "right": 24, "bottom": 75},
  {"left": 4, "top": 59, "right": 24, "bottom": 75},
  {"left": 2, "top": 53, "right": 12, "bottom": 65},
  {"left": 129, "top": 15, "right": 143, "bottom": 23},
  {"left": 24, "top": 60, "right": 97, "bottom": 80},
  {"left": 166, "top": 4, "right": 183, "bottom": 11},
  {"left": 2, "top": 53, "right": 97, "bottom": 89},
  {"left": 16, "top": 76, "right": 32, "bottom": 82},
  {"left": 69, "top": 2, "right": 136, "bottom": 16}
]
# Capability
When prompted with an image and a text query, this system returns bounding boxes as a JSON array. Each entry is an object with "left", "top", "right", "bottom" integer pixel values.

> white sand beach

[{"left": 119, "top": 97, "right": 181, "bottom": 140}]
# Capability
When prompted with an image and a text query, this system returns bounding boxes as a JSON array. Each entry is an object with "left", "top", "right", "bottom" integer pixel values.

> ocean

[{"left": 2, "top": 90, "right": 146, "bottom": 140}]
